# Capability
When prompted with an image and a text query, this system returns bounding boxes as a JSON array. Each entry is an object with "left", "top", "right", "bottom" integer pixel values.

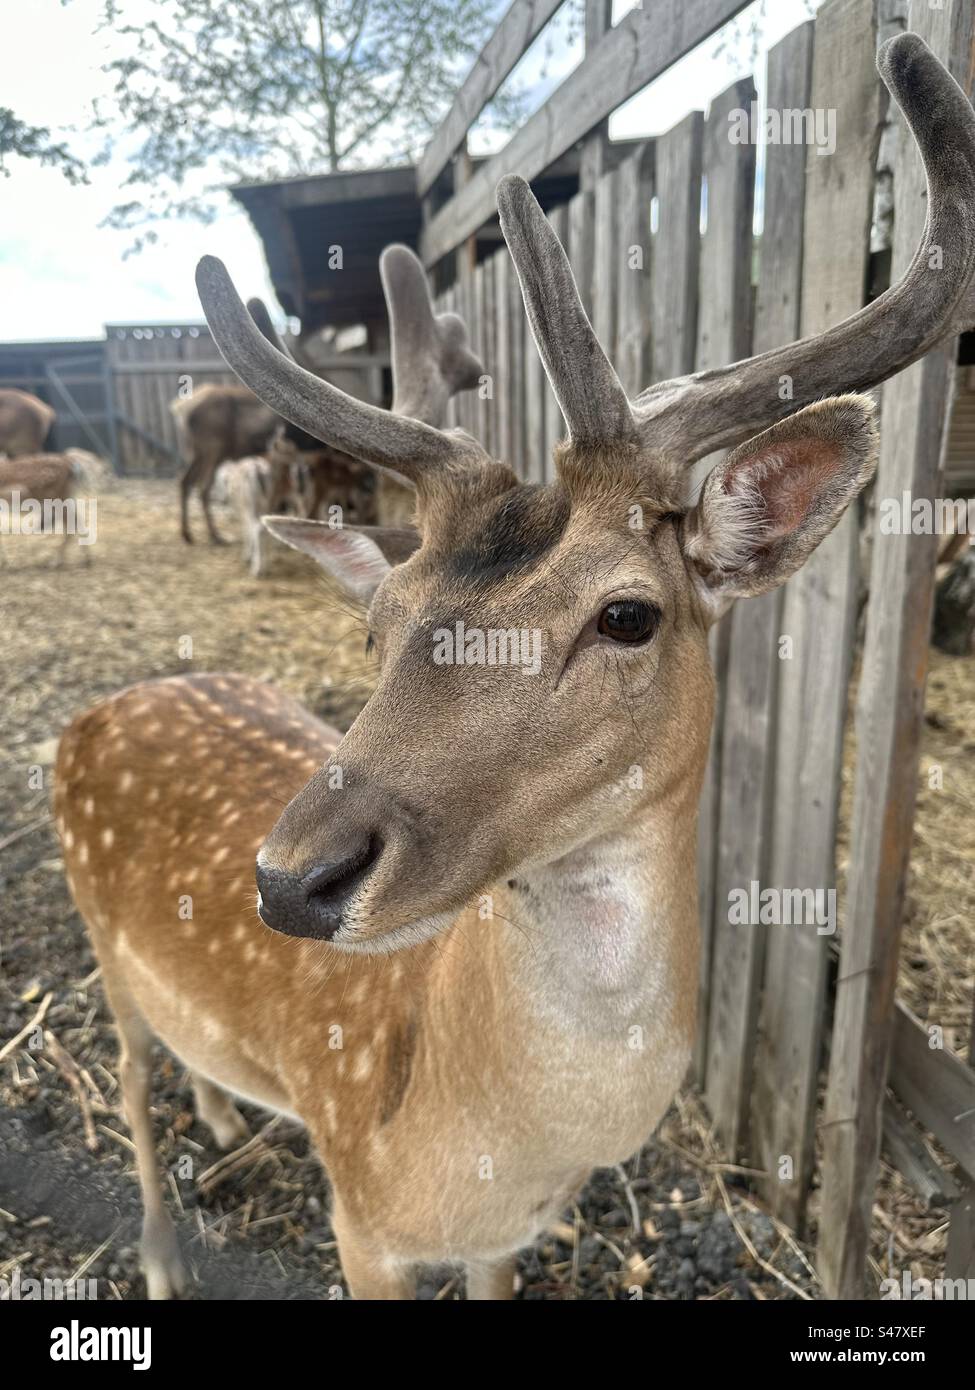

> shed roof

[{"left": 229, "top": 157, "right": 583, "bottom": 337}]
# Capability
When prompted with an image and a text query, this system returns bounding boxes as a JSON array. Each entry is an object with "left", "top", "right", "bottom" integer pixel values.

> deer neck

[{"left": 433, "top": 787, "right": 701, "bottom": 1049}]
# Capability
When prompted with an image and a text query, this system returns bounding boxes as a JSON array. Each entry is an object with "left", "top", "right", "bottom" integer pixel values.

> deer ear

[
  {"left": 682, "top": 395, "right": 878, "bottom": 620},
  {"left": 262, "top": 517, "right": 419, "bottom": 604}
]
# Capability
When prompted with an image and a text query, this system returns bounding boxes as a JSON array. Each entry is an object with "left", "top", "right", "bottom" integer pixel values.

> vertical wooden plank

[
  {"left": 473, "top": 261, "right": 488, "bottom": 448},
  {"left": 691, "top": 74, "right": 757, "bottom": 1134},
  {"left": 454, "top": 141, "right": 478, "bottom": 285},
  {"left": 442, "top": 286, "right": 459, "bottom": 430},
  {"left": 456, "top": 273, "right": 474, "bottom": 439},
  {"left": 568, "top": 190, "right": 596, "bottom": 320},
  {"left": 650, "top": 109, "right": 704, "bottom": 1073},
  {"left": 493, "top": 251, "right": 511, "bottom": 465},
  {"left": 817, "top": 0, "right": 972, "bottom": 1303},
  {"left": 523, "top": 310, "right": 547, "bottom": 484},
  {"left": 757, "top": 0, "right": 885, "bottom": 1245},
  {"left": 743, "top": 21, "right": 818, "bottom": 1229},
  {"left": 650, "top": 111, "right": 703, "bottom": 384},
  {"left": 543, "top": 205, "right": 569, "bottom": 475},
  {"left": 506, "top": 248, "right": 527, "bottom": 478},
  {"left": 592, "top": 167, "right": 620, "bottom": 369},
  {"left": 580, "top": 0, "right": 612, "bottom": 189},
  {"left": 615, "top": 143, "right": 655, "bottom": 398},
  {"left": 482, "top": 254, "right": 498, "bottom": 458},
  {"left": 695, "top": 77, "right": 756, "bottom": 375}
]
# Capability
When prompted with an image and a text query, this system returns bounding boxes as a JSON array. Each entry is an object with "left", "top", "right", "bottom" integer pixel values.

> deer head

[{"left": 196, "top": 34, "right": 975, "bottom": 953}]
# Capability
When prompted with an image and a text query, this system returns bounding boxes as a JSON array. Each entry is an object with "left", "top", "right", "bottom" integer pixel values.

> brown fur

[
  {"left": 53, "top": 394, "right": 879, "bottom": 1298},
  {"left": 0, "top": 388, "right": 55, "bottom": 459},
  {"left": 174, "top": 386, "right": 376, "bottom": 544}
]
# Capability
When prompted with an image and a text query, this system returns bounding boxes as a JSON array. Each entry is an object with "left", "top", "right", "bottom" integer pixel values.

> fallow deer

[
  {"left": 55, "top": 35, "right": 975, "bottom": 1300},
  {"left": 0, "top": 387, "right": 55, "bottom": 459},
  {"left": 0, "top": 449, "right": 103, "bottom": 564},
  {"left": 174, "top": 301, "right": 376, "bottom": 544}
]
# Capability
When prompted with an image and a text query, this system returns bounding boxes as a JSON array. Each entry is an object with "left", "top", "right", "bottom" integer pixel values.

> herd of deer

[
  {"left": 35, "top": 35, "right": 975, "bottom": 1298},
  {"left": 0, "top": 305, "right": 381, "bottom": 571}
]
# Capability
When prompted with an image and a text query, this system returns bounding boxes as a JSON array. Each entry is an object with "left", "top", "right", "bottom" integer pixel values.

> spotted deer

[
  {"left": 56, "top": 36, "right": 975, "bottom": 1300},
  {"left": 0, "top": 450, "right": 104, "bottom": 565}
]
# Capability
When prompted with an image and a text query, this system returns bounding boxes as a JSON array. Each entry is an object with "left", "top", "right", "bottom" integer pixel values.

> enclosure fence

[
  {"left": 420, "top": 0, "right": 975, "bottom": 1297},
  {"left": 0, "top": 327, "right": 388, "bottom": 476}
]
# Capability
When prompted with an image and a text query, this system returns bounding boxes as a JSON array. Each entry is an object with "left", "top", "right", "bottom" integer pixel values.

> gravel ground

[{"left": 0, "top": 480, "right": 968, "bottom": 1300}]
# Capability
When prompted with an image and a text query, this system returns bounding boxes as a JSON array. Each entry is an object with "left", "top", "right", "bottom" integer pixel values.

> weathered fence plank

[
  {"left": 505, "top": 248, "right": 527, "bottom": 475},
  {"left": 615, "top": 144, "right": 654, "bottom": 398},
  {"left": 523, "top": 293, "right": 547, "bottom": 484},
  {"left": 881, "top": 1096, "right": 961, "bottom": 1209},
  {"left": 493, "top": 251, "right": 512, "bottom": 464},
  {"left": 947, "top": 1189, "right": 975, "bottom": 1281},
  {"left": 483, "top": 255, "right": 498, "bottom": 458},
  {"left": 650, "top": 111, "right": 703, "bottom": 385},
  {"left": 743, "top": 20, "right": 819, "bottom": 1228},
  {"left": 544, "top": 206, "right": 569, "bottom": 475},
  {"left": 695, "top": 76, "right": 757, "bottom": 1146},
  {"left": 756, "top": 0, "right": 883, "bottom": 1236},
  {"left": 817, "top": 0, "right": 972, "bottom": 1299},
  {"left": 592, "top": 167, "right": 620, "bottom": 377},
  {"left": 420, "top": 0, "right": 752, "bottom": 267},
  {"left": 474, "top": 262, "right": 489, "bottom": 450},
  {"left": 568, "top": 190, "right": 596, "bottom": 320},
  {"left": 888, "top": 1004, "right": 975, "bottom": 1179}
]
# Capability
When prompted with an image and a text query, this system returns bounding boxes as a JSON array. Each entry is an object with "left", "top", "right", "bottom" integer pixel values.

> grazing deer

[
  {"left": 175, "top": 304, "right": 382, "bottom": 544},
  {"left": 0, "top": 450, "right": 102, "bottom": 564},
  {"left": 55, "top": 36, "right": 975, "bottom": 1300},
  {"left": 0, "top": 388, "right": 55, "bottom": 459}
]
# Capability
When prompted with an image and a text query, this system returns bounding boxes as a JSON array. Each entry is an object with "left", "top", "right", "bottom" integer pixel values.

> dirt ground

[{"left": 0, "top": 480, "right": 971, "bottom": 1300}]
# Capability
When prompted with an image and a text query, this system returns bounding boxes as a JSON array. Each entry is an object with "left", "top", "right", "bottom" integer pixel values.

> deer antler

[
  {"left": 381, "top": 245, "right": 483, "bottom": 425},
  {"left": 499, "top": 33, "right": 975, "bottom": 469},
  {"left": 496, "top": 179, "right": 636, "bottom": 445},
  {"left": 196, "top": 250, "right": 487, "bottom": 484},
  {"left": 245, "top": 297, "right": 295, "bottom": 360}
]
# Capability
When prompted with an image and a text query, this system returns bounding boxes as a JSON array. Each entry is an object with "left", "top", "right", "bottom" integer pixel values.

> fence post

[
  {"left": 746, "top": 20, "right": 816, "bottom": 1228},
  {"left": 741, "top": 0, "right": 883, "bottom": 1224},
  {"left": 817, "top": 0, "right": 973, "bottom": 1302},
  {"left": 690, "top": 75, "right": 757, "bottom": 1134},
  {"left": 579, "top": 0, "right": 612, "bottom": 189}
]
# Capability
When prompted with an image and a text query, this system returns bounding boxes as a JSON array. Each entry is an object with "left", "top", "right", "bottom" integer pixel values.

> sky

[{"left": 0, "top": 0, "right": 818, "bottom": 341}]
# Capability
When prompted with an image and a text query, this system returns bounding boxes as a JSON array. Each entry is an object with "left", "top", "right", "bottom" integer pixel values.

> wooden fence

[
  {"left": 0, "top": 326, "right": 387, "bottom": 476},
  {"left": 419, "top": 0, "right": 975, "bottom": 1296}
]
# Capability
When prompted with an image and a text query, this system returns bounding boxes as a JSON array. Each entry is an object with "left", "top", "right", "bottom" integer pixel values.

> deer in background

[
  {"left": 0, "top": 449, "right": 105, "bottom": 564},
  {"left": 173, "top": 300, "right": 377, "bottom": 544},
  {"left": 0, "top": 388, "right": 55, "bottom": 459},
  {"left": 55, "top": 36, "right": 975, "bottom": 1299}
]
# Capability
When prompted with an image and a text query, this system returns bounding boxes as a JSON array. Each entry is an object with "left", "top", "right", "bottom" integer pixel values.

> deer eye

[{"left": 597, "top": 600, "right": 660, "bottom": 645}]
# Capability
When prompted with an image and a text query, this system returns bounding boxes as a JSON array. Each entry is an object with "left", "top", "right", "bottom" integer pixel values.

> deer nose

[{"left": 255, "top": 837, "right": 380, "bottom": 941}]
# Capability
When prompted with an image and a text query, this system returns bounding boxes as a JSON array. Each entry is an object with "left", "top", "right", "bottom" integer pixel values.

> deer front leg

[
  {"left": 330, "top": 1199, "right": 415, "bottom": 1299},
  {"left": 116, "top": 1010, "right": 188, "bottom": 1300}
]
